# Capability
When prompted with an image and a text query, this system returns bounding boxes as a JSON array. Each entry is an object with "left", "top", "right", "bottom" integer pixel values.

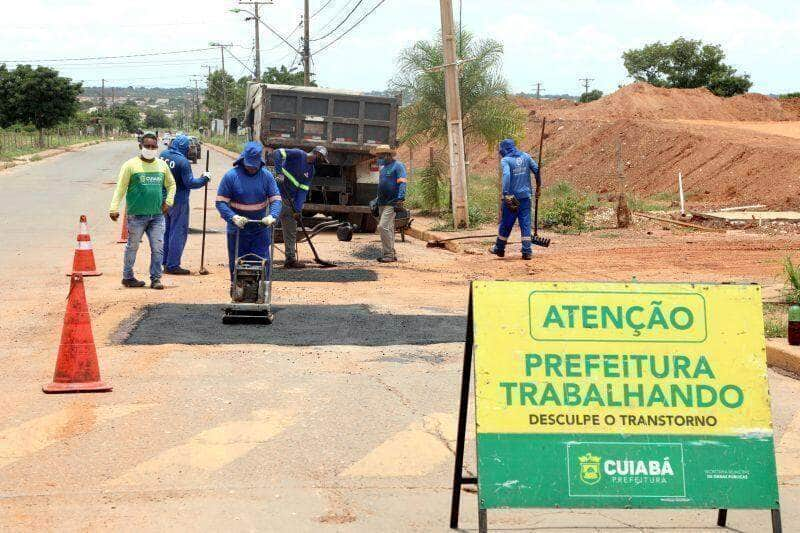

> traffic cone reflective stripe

[
  {"left": 68, "top": 214, "right": 102, "bottom": 276},
  {"left": 43, "top": 274, "right": 111, "bottom": 393},
  {"left": 117, "top": 210, "right": 128, "bottom": 243}
]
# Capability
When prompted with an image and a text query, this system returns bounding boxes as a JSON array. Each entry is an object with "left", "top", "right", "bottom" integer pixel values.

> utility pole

[
  {"left": 191, "top": 77, "right": 202, "bottom": 131},
  {"left": 303, "top": 0, "right": 311, "bottom": 85},
  {"left": 439, "top": 0, "right": 469, "bottom": 227},
  {"left": 210, "top": 42, "right": 232, "bottom": 139},
  {"left": 238, "top": 1, "right": 272, "bottom": 80},
  {"left": 111, "top": 86, "right": 116, "bottom": 108},
  {"left": 100, "top": 78, "right": 106, "bottom": 110},
  {"left": 579, "top": 77, "right": 594, "bottom": 101},
  {"left": 534, "top": 82, "right": 542, "bottom": 99},
  {"left": 254, "top": 2, "right": 262, "bottom": 79}
]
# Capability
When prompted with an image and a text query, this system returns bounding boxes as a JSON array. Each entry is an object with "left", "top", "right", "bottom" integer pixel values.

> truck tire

[{"left": 336, "top": 225, "right": 353, "bottom": 242}]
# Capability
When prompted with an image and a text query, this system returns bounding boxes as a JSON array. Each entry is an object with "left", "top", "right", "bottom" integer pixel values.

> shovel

[
  {"left": 532, "top": 118, "right": 551, "bottom": 248},
  {"left": 199, "top": 150, "right": 211, "bottom": 274},
  {"left": 278, "top": 181, "right": 336, "bottom": 268}
]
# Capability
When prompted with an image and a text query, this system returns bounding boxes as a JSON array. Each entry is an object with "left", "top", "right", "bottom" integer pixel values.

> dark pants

[
  {"left": 163, "top": 201, "right": 190, "bottom": 270},
  {"left": 495, "top": 196, "right": 532, "bottom": 255}
]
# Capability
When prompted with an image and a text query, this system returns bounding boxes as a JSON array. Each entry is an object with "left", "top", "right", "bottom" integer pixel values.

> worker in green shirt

[{"left": 109, "top": 132, "right": 176, "bottom": 289}]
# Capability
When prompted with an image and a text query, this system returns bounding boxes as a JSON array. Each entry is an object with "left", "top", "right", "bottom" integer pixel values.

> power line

[
  {"left": 314, "top": 0, "right": 387, "bottom": 55},
  {"left": 0, "top": 47, "right": 215, "bottom": 63},
  {"left": 314, "top": 0, "right": 358, "bottom": 33},
  {"left": 311, "top": 0, "right": 336, "bottom": 17},
  {"left": 310, "top": 0, "right": 363, "bottom": 41}
]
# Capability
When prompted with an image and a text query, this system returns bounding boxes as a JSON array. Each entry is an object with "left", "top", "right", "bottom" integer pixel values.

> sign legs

[
  {"left": 478, "top": 508, "right": 487, "bottom": 533},
  {"left": 450, "top": 289, "right": 477, "bottom": 530},
  {"left": 718, "top": 508, "right": 781, "bottom": 532},
  {"left": 717, "top": 509, "right": 727, "bottom": 527}
]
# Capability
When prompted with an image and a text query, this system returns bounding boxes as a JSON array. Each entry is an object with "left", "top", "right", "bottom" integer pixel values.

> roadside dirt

[{"left": 399, "top": 83, "right": 800, "bottom": 209}]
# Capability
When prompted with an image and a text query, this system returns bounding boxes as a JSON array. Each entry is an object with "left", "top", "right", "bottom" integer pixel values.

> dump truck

[{"left": 244, "top": 83, "right": 402, "bottom": 233}]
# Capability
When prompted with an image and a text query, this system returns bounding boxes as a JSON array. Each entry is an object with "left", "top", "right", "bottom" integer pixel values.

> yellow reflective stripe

[{"left": 281, "top": 168, "right": 309, "bottom": 191}]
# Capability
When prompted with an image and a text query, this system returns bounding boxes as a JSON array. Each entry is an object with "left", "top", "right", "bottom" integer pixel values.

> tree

[
  {"left": 109, "top": 101, "right": 141, "bottom": 132},
  {"left": 204, "top": 70, "right": 235, "bottom": 121},
  {"left": 622, "top": 38, "right": 752, "bottom": 97},
  {"left": 390, "top": 30, "right": 525, "bottom": 149},
  {"left": 579, "top": 89, "right": 603, "bottom": 103},
  {"left": 0, "top": 64, "right": 82, "bottom": 145},
  {"left": 261, "top": 65, "right": 314, "bottom": 86},
  {"left": 144, "top": 108, "right": 171, "bottom": 129}
]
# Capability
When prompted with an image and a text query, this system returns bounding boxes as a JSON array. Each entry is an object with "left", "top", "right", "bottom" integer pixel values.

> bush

[{"left": 539, "top": 181, "right": 593, "bottom": 233}]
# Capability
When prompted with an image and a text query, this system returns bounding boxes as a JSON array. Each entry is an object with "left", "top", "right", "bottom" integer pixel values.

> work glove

[
  {"left": 503, "top": 195, "right": 520, "bottom": 212},
  {"left": 109, "top": 211, "right": 119, "bottom": 221},
  {"left": 201, "top": 171, "right": 211, "bottom": 184},
  {"left": 232, "top": 215, "right": 248, "bottom": 229},
  {"left": 261, "top": 215, "right": 276, "bottom": 226}
]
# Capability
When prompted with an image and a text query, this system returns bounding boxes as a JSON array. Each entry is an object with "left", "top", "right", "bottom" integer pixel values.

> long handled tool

[
  {"left": 199, "top": 149, "right": 210, "bottom": 274},
  {"left": 531, "top": 118, "right": 551, "bottom": 248},
  {"left": 277, "top": 181, "right": 336, "bottom": 268}
]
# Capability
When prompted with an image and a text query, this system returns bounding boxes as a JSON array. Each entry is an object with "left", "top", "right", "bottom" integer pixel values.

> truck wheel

[{"left": 336, "top": 225, "right": 353, "bottom": 242}]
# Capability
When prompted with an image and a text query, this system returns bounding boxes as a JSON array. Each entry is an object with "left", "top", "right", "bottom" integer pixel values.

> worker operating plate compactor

[
  {"left": 225, "top": 221, "right": 275, "bottom": 324},
  {"left": 216, "top": 141, "right": 283, "bottom": 325}
]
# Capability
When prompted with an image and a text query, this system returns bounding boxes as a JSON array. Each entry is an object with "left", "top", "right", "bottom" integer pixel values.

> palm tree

[
  {"left": 390, "top": 30, "right": 525, "bottom": 215},
  {"left": 391, "top": 30, "right": 525, "bottom": 149}
]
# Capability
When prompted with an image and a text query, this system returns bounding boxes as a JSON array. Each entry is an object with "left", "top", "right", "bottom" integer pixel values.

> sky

[{"left": 0, "top": 0, "right": 797, "bottom": 95}]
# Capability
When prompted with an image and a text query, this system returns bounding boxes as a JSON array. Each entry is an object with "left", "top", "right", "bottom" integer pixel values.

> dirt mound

[
  {"left": 558, "top": 82, "right": 794, "bottom": 122},
  {"left": 512, "top": 96, "right": 578, "bottom": 115},
  {"left": 780, "top": 97, "right": 800, "bottom": 119}
]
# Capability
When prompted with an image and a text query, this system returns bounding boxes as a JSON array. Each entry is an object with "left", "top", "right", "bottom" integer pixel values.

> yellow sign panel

[{"left": 473, "top": 281, "right": 772, "bottom": 436}]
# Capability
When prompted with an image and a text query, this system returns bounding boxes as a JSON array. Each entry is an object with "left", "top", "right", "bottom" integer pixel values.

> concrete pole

[
  {"left": 254, "top": 3, "right": 261, "bottom": 80},
  {"left": 219, "top": 45, "right": 230, "bottom": 140},
  {"left": 439, "top": 0, "right": 469, "bottom": 227},
  {"left": 303, "top": 0, "right": 311, "bottom": 86}
]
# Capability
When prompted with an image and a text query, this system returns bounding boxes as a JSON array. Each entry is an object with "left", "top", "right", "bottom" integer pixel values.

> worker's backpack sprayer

[{"left": 223, "top": 220, "right": 275, "bottom": 325}]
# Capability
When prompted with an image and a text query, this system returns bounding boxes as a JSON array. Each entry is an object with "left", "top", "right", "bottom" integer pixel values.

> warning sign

[{"left": 472, "top": 281, "right": 779, "bottom": 510}]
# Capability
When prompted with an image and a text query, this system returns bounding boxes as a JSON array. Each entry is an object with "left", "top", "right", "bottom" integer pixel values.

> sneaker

[
  {"left": 522, "top": 253, "right": 533, "bottom": 260},
  {"left": 489, "top": 245, "right": 505, "bottom": 258},
  {"left": 122, "top": 278, "right": 146, "bottom": 288},
  {"left": 377, "top": 256, "right": 397, "bottom": 263},
  {"left": 150, "top": 279, "right": 164, "bottom": 290},
  {"left": 165, "top": 267, "right": 191, "bottom": 275},
  {"left": 284, "top": 259, "right": 306, "bottom": 269}
]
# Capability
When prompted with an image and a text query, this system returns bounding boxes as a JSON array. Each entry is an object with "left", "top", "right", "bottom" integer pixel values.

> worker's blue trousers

[
  {"left": 494, "top": 197, "right": 532, "bottom": 255},
  {"left": 163, "top": 201, "right": 190, "bottom": 270},
  {"left": 226, "top": 226, "right": 271, "bottom": 279}
]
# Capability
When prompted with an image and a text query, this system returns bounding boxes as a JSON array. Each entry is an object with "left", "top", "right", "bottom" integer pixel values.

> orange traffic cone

[
  {"left": 43, "top": 274, "right": 111, "bottom": 393},
  {"left": 68, "top": 215, "right": 102, "bottom": 276},
  {"left": 117, "top": 209, "right": 128, "bottom": 243}
]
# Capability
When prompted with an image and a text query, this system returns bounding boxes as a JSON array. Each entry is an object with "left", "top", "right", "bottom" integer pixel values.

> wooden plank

[{"left": 633, "top": 212, "right": 725, "bottom": 232}]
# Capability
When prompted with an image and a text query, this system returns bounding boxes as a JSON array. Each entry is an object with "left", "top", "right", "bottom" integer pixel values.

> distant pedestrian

[
  {"left": 490, "top": 138, "right": 540, "bottom": 260},
  {"left": 159, "top": 134, "right": 210, "bottom": 275},
  {"left": 373, "top": 147, "right": 407, "bottom": 263},
  {"left": 109, "top": 131, "right": 176, "bottom": 289}
]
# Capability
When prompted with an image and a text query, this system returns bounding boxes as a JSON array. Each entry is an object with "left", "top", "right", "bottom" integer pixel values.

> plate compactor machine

[{"left": 223, "top": 220, "right": 275, "bottom": 325}]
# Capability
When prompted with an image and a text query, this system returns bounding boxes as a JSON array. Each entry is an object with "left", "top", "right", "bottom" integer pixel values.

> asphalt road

[{"left": 1, "top": 140, "right": 799, "bottom": 532}]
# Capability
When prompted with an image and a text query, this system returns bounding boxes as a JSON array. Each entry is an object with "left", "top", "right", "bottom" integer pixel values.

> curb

[
  {"left": 765, "top": 338, "right": 800, "bottom": 376},
  {"left": 1, "top": 139, "right": 106, "bottom": 172},
  {"left": 204, "top": 142, "right": 240, "bottom": 160}
]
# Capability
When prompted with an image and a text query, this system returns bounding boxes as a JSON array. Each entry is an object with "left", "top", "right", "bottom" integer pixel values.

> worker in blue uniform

[
  {"left": 273, "top": 145, "right": 328, "bottom": 268},
  {"left": 216, "top": 141, "right": 283, "bottom": 280},
  {"left": 490, "top": 138, "right": 541, "bottom": 260},
  {"left": 159, "top": 134, "right": 210, "bottom": 274}
]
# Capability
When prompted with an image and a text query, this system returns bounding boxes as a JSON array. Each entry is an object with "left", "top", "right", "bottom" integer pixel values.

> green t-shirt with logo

[{"left": 109, "top": 157, "right": 176, "bottom": 215}]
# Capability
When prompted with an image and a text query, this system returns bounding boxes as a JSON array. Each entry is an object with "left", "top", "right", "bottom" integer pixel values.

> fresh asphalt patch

[
  {"left": 271, "top": 267, "right": 378, "bottom": 283},
  {"left": 120, "top": 303, "right": 465, "bottom": 346}
]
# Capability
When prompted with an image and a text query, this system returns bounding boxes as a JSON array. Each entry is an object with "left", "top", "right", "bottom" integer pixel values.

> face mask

[{"left": 141, "top": 147, "right": 157, "bottom": 159}]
